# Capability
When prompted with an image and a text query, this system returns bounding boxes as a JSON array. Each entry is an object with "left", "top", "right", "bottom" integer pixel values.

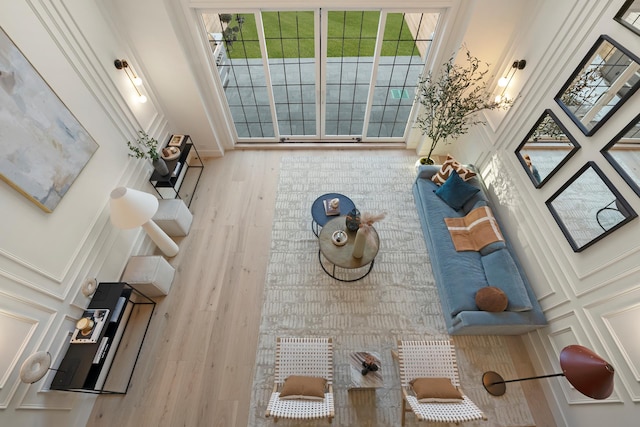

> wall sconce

[
  {"left": 494, "top": 59, "right": 526, "bottom": 104},
  {"left": 114, "top": 59, "right": 147, "bottom": 103}
]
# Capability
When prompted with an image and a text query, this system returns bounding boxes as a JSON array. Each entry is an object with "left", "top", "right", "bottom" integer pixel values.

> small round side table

[
  {"left": 310, "top": 193, "right": 356, "bottom": 237},
  {"left": 318, "top": 216, "right": 379, "bottom": 282}
]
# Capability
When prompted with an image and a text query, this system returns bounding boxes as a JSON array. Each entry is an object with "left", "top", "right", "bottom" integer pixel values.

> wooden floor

[{"left": 86, "top": 149, "right": 555, "bottom": 427}]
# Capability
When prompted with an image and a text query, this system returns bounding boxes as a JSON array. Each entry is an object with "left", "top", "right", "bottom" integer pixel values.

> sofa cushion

[
  {"left": 475, "top": 286, "right": 508, "bottom": 312},
  {"left": 461, "top": 188, "right": 489, "bottom": 214},
  {"left": 440, "top": 250, "right": 488, "bottom": 316},
  {"left": 431, "top": 155, "right": 477, "bottom": 184},
  {"left": 481, "top": 249, "right": 533, "bottom": 312},
  {"left": 435, "top": 172, "right": 480, "bottom": 210},
  {"left": 479, "top": 241, "right": 507, "bottom": 256}
]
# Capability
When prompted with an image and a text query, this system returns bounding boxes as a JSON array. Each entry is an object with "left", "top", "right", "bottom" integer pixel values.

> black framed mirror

[
  {"left": 546, "top": 162, "right": 637, "bottom": 252},
  {"left": 615, "top": 0, "right": 640, "bottom": 37},
  {"left": 515, "top": 109, "right": 580, "bottom": 188},
  {"left": 601, "top": 112, "right": 640, "bottom": 197},
  {"left": 555, "top": 35, "right": 640, "bottom": 136}
]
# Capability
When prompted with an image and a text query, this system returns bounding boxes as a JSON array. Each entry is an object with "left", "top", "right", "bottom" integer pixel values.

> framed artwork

[
  {"left": 515, "top": 109, "right": 580, "bottom": 188},
  {"left": 614, "top": 0, "right": 640, "bottom": 37},
  {"left": 546, "top": 162, "right": 637, "bottom": 252},
  {"left": 169, "top": 135, "right": 185, "bottom": 147},
  {"left": 601, "top": 112, "right": 640, "bottom": 197},
  {"left": 554, "top": 35, "right": 640, "bottom": 136},
  {"left": 0, "top": 27, "right": 98, "bottom": 213}
]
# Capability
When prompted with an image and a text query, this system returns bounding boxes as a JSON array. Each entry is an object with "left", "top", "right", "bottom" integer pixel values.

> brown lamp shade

[{"left": 560, "top": 345, "right": 615, "bottom": 400}]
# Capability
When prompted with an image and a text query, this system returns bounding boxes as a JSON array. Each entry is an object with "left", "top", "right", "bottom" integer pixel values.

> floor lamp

[
  {"left": 483, "top": 344, "right": 615, "bottom": 399},
  {"left": 109, "top": 187, "right": 179, "bottom": 257}
]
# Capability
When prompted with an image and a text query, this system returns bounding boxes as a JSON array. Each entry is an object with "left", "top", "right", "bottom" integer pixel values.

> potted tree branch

[
  {"left": 127, "top": 130, "right": 169, "bottom": 176},
  {"left": 415, "top": 48, "right": 512, "bottom": 165}
]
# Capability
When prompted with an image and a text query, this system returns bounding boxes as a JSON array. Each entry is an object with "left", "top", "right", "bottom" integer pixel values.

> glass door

[{"left": 200, "top": 10, "right": 440, "bottom": 142}]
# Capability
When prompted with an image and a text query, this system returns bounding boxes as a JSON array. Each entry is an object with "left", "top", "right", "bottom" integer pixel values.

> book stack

[{"left": 323, "top": 198, "right": 340, "bottom": 216}]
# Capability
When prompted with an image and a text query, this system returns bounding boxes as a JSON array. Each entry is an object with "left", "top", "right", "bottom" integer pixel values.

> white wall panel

[
  {"left": 0, "top": 290, "right": 55, "bottom": 408},
  {"left": 585, "top": 284, "right": 640, "bottom": 401}
]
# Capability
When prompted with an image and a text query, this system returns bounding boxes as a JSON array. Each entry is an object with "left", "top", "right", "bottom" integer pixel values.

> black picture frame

[
  {"left": 614, "top": 0, "right": 640, "bottom": 37},
  {"left": 546, "top": 162, "right": 637, "bottom": 252},
  {"left": 554, "top": 35, "right": 640, "bottom": 136},
  {"left": 515, "top": 109, "right": 580, "bottom": 188},
  {"left": 601, "top": 112, "right": 640, "bottom": 198}
]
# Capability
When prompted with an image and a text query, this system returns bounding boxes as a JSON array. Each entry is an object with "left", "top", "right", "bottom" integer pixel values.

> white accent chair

[
  {"left": 394, "top": 339, "right": 486, "bottom": 426},
  {"left": 265, "top": 337, "right": 334, "bottom": 423}
]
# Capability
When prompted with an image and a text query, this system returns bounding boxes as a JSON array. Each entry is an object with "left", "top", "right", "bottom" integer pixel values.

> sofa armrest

[{"left": 416, "top": 165, "right": 440, "bottom": 180}]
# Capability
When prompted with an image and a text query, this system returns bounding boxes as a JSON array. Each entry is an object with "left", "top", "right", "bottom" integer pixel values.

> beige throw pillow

[
  {"left": 431, "top": 155, "right": 477, "bottom": 185},
  {"left": 279, "top": 375, "right": 326, "bottom": 401},
  {"left": 410, "top": 377, "right": 464, "bottom": 403}
]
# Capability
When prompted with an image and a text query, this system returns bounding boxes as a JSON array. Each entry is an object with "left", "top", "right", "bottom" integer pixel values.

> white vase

[{"left": 352, "top": 227, "right": 366, "bottom": 259}]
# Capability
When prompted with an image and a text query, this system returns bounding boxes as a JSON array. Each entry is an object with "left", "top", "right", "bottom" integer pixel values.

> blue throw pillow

[{"left": 435, "top": 171, "right": 480, "bottom": 210}]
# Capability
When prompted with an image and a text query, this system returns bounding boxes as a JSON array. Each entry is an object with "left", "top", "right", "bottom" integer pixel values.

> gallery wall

[{"left": 452, "top": 0, "right": 640, "bottom": 425}]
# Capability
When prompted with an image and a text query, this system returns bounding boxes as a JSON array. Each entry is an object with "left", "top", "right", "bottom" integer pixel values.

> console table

[
  {"left": 50, "top": 282, "right": 155, "bottom": 394},
  {"left": 150, "top": 134, "right": 204, "bottom": 208}
]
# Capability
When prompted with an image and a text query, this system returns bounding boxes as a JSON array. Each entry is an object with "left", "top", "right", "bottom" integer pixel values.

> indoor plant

[
  {"left": 415, "top": 48, "right": 511, "bottom": 164},
  {"left": 126, "top": 130, "right": 169, "bottom": 176}
]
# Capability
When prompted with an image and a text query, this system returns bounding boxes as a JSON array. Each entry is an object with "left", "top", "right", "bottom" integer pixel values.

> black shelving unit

[
  {"left": 50, "top": 282, "right": 155, "bottom": 394},
  {"left": 150, "top": 134, "right": 204, "bottom": 208}
]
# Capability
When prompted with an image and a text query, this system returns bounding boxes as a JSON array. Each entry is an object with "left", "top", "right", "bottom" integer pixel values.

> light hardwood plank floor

[{"left": 86, "top": 149, "right": 554, "bottom": 427}]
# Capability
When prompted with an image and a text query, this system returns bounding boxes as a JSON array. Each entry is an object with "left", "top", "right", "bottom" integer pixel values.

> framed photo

[
  {"left": 0, "top": 28, "right": 98, "bottom": 212},
  {"left": 515, "top": 109, "right": 580, "bottom": 188},
  {"left": 545, "top": 162, "right": 637, "bottom": 252},
  {"left": 554, "top": 35, "right": 640, "bottom": 136},
  {"left": 614, "top": 0, "right": 640, "bottom": 37},
  {"left": 169, "top": 135, "right": 185, "bottom": 147}
]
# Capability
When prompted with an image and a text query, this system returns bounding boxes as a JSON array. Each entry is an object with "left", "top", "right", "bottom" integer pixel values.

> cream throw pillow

[
  {"left": 279, "top": 375, "right": 326, "bottom": 400},
  {"left": 431, "top": 155, "right": 477, "bottom": 185},
  {"left": 410, "top": 377, "right": 464, "bottom": 403}
]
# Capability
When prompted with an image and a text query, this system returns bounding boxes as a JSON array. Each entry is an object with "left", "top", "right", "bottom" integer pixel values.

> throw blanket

[{"left": 445, "top": 206, "right": 504, "bottom": 251}]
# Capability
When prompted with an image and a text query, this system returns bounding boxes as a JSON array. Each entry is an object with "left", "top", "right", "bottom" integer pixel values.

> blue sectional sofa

[{"left": 413, "top": 165, "right": 547, "bottom": 335}]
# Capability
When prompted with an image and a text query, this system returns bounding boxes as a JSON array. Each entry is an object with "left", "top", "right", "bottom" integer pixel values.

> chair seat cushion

[
  {"left": 279, "top": 375, "right": 326, "bottom": 401},
  {"left": 410, "top": 377, "right": 464, "bottom": 403}
]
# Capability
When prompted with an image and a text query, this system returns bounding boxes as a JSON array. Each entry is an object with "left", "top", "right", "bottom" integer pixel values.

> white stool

[
  {"left": 152, "top": 199, "right": 193, "bottom": 237},
  {"left": 121, "top": 256, "right": 175, "bottom": 297}
]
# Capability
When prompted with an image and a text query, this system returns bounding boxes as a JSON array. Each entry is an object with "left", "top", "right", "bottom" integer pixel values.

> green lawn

[{"left": 223, "top": 11, "right": 418, "bottom": 59}]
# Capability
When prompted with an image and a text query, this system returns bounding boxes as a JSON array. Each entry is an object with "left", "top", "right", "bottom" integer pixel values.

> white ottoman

[
  {"left": 152, "top": 199, "right": 193, "bottom": 237},
  {"left": 121, "top": 256, "right": 175, "bottom": 297}
]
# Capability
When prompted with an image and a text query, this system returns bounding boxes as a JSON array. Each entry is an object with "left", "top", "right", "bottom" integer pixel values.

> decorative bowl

[
  {"left": 161, "top": 146, "right": 180, "bottom": 161},
  {"left": 332, "top": 230, "right": 348, "bottom": 246}
]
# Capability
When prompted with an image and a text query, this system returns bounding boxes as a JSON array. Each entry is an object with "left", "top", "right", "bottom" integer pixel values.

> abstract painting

[{"left": 0, "top": 27, "right": 98, "bottom": 213}]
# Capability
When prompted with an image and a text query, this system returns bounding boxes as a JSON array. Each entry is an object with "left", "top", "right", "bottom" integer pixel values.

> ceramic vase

[
  {"left": 153, "top": 158, "right": 170, "bottom": 176},
  {"left": 346, "top": 208, "right": 361, "bottom": 232},
  {"left": 352, "top": 227, "right": 366, "bottom": 258}
]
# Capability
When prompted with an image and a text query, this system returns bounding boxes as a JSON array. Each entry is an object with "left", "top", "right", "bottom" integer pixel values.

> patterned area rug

[{"left": 248, "top": 153, "right": 535, "bottom": 427}]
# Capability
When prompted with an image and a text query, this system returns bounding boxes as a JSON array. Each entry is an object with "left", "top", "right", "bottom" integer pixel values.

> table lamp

[
  {"left": 483, "top": 344, "right": 615, "bottom": 399},
  {"left": 109, "top": 187, "right": 179, "bottom": 257}
]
